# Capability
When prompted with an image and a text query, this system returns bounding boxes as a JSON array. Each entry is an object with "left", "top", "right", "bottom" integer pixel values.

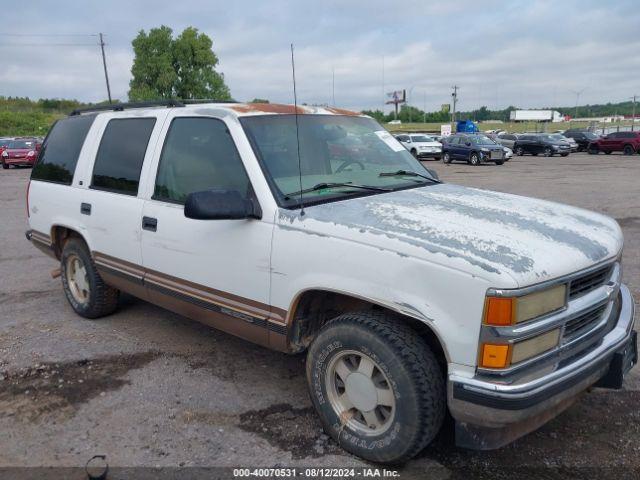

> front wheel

[
  {"left": 561, "top": 153, "right": 569, "bottom": 157},
  {"left": 306, "top": 311, "right": 445, "bottom": 464},
  {"left": 515, "top": 146, "right": 524, "bottom": 156},
  {"left": 543, "top": 147, "right": 553, "bottom": 157},
  {"left": 410, "top": 149, "right": 417, "bottom": 158},
  {"left": 588, "top": 145, "right": 599, "bottom": 155},
  {"left": 469, "top": 152, "right": 481, "bottom": 165},
  {"left": 495, "top": 160, "right": 504, "bottom": 165},
  {"left": 442, "top": 152, "right": 452, "bottom": 164},
  {"left": 2, "top": 161, "right": 8, "bottom": 169},
  {"left": 61, "top": 237, "right": 119, "bottom": 319}
]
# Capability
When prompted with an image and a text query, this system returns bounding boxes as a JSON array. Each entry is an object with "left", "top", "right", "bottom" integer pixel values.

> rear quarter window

[
  {"left": 91, "top": 118, "right": 156, "bottom": 196},
  {"left": 31, "top": 114, "right": 97, "bottom": 184}
]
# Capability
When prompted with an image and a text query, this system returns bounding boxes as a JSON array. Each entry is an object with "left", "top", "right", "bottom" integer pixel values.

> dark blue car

[{"left": 442, "top": 133, "right": 506, "bottom": 166}]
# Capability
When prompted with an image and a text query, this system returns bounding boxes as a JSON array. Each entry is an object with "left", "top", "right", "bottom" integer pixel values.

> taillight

[{"left": 26, "top": 180, "right": 31, "bottom": 218}]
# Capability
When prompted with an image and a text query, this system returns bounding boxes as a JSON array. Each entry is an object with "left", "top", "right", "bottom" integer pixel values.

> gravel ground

[{"left": 0, "top": 152, "right": 638, "bottom": 479}]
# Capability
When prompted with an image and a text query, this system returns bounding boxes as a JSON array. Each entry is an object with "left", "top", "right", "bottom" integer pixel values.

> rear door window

[
  {"left": 31, "top": 114, "right": 97, "bottom": 184},
  {"left": 91, "top": 118, "right": 156, "bottom": 196},
  {"left": 153, "top": 117, "right": 250, "bottom": 204}
]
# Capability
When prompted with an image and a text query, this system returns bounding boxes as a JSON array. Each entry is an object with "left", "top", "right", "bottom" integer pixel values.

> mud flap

[{"left": 595, "top": 330, "right": 637, "bottom": 389}]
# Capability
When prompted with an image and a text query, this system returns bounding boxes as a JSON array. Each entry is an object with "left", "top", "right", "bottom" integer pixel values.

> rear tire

[
  {"left": 623, "top": 145, "right": 635, "bottom": 156},
  {"left": 306, "top": 311, "right": 445, "bottom": 464},
  {"left": 60, "top": 237, "right": 119, "bottom": 319},
  {"left": 2, "top": 161, "right": 8, "bottom": 169}
]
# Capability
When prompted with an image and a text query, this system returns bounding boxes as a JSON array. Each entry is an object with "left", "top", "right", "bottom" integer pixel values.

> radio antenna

[{"left": 290, "top": 43, "right": 305, "bottom": 216}]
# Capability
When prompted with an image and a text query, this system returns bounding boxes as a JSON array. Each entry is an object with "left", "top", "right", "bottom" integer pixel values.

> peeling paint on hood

[{"left": 277, "top": 184, "right": 623, "bottom": 287}]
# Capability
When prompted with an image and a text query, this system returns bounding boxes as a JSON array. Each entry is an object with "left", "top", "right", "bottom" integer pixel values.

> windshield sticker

[{"left": 374, "top": 130, "right": 406, "bottom": 152}]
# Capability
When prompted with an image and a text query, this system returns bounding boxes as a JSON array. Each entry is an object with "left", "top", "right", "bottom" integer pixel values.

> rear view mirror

[{"left": 184, "top": 189, "right": 261, "bottom": 220}]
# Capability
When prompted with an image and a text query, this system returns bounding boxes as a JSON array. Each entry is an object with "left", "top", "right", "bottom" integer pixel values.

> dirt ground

[{"left": 1, "top": 152, "right": 638, "bottom": 478}]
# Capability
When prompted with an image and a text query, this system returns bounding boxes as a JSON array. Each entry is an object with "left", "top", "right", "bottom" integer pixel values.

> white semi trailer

[{"left": 510, "top": 110, "right": 565, "bottom": 122}]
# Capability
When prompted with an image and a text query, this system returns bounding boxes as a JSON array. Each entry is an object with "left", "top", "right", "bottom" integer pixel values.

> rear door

[
  {"left": 139, "top": 112, "right": 274, "bottom": 347},
  {"left": 80, "top": 112, "right": 168, "bottom": 297},
  {"left": 601, "top": 132, "right": 620, "bottom": 151}
]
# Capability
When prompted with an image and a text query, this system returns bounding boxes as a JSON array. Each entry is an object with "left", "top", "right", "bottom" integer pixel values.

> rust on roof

[
  {"left": 229, "top": 103, "right": 306, "bottom": 114},
  {"left": 324, "top": 106, "right": 360, "bottom": 116}
]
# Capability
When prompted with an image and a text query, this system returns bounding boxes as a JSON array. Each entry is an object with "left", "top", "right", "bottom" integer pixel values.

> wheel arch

[
  {"left": 286, "top": 288, "right": 449, "bottom": 370},
  {"left": 50, "top": 224, "right": 88, "bottom": 259}
]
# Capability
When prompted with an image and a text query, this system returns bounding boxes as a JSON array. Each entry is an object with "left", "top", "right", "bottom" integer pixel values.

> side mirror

[
  {"left": 184, "top": 189, "right": 261, "bottom": 220},
  {"left": 465, "top": 141, "right": 471, "bottom": 146},
  {"left": 425, "top": 168, "right": 439, "bottom": 181}
]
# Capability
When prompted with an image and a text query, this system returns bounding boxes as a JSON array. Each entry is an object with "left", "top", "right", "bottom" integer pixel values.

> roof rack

[
  {"left": 69, "top": 100, "right": 184, "bottom": 116},
  {"left": 69, "top": 99, "right": 237, "bottom": 116}
]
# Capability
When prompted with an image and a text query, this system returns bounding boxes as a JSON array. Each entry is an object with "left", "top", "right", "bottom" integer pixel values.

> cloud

[{"left": 0, "top": 0, "right": 638, "bottom": 113}]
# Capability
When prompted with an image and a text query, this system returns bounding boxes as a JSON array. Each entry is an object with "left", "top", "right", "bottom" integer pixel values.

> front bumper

[
  {"left": 449, "top": 283, "right": 636, "bottom": 449},
  {"left": 3, "top": 157, "right": 35, "bottom": 166},
  {"left": 416, "top": 150, "right": 442, "bottom": 159}
]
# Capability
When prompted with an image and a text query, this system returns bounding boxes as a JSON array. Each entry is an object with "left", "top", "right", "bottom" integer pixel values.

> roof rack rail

[
  {"left": 181, "top": 99, "right": 238, "bottom": 105},
  {"left": 69, "top": 99, "right": 185, "bottom": 116}
]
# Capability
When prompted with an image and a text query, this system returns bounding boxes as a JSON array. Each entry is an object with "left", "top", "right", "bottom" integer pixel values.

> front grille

[
  {"left": 569, "top": 265, "right": 612, "bottom": 299},
  {"left": 490, "top": 151, "right": 503, "bottom": 159},
  {"left": 562, "top": 304, "right": 607, "bottom": 342}
]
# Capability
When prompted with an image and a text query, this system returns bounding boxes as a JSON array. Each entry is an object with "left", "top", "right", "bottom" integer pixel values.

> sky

[{"left": 1, "top": 0, "right": 639, "bottom": 114}]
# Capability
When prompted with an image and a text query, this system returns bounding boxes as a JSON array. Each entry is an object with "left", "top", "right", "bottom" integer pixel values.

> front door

[{"left": 140, "top": 114, "right": 275, "bottom": 347}]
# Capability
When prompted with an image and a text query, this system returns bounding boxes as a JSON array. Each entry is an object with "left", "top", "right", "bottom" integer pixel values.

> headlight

[
  {"left": 1, "top": 151, "right": 7, "bottom": 157},
  {"left": 481, "top": 328, "right": 560, "bottom": 368},
  {"left": 27, "top": 150, "right": 35, "bottom": 157},
  {"left": 552, "top": 145, "right": 559, "bottom": 150},
  {"left": 481, "top": 148, "right": 490, "bottom": 152},
  {"left": 483, "top": 284, "right": 566, "bottom": 326}
]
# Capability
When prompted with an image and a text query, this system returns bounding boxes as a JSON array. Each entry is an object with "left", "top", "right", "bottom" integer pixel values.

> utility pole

[
  {"left": 451, "top": 85, "right": 459, "bottom": 124},
  {"left": 423, "top": 90, "right": 427, "bottom": 123},
  {"left": 631, "top": 95, "right": 637, "bottom": 131},
  {"left": 571, "top": 88, "right": 585, "bottom": 122},
  {"left": 332, "top": 66, "right": 335, "bottom": 107},
  {"left": 99, "top": 33, "right": 112, "bottom": 104}
]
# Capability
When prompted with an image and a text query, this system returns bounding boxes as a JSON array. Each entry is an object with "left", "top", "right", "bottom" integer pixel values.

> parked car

[
  {"left": 496, "top": 133, "right": 518, "bottom": 149},
  {"left": 587, "top": 131, "right": 640, "bottom": 156},
  {"left": 0, "top": 137, "right": 14, "bottom": 155},
  {"left": 1, "top": 138, "right": 39, "bottom": 169},
  {"left": 549, "top": 133, "right": 578, "bottom": 152},
  {"left": 395, "top": 133, "right": 442, "bottom": 160},
  {"left": 503, "top": 145, "right": 513, "bottom": 160},
  {"left": 442, "top": 133, "right": 506, "bottom": 165},
  {"left": 563, "top": 129, "right": 601, "bottom": 152},
  {"left": 26, "top": 101, "right": 636, "bottom": 464},
  {"left": 513, "top": 134, "right": 572, "bottom": 157}
]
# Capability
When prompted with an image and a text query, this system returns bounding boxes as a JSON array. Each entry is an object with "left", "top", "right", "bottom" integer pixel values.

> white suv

[
  {"left": 26, "top": 100, "right": 636, "bottom": 463},
  {"left": 395, "top": 133, "right": 442, "bottom": 160}
]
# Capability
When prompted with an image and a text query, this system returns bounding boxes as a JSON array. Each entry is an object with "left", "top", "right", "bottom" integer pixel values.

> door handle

[
  {"left": 80, "top": 203, "right": 91, "bottom": 215},
  {"left": 142, "top": 216, "right": 158, "bottom": 232}
]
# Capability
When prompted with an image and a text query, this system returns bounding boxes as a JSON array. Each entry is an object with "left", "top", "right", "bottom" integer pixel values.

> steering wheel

[{"left": 335, "top": 159, "right": 365, "bottom": 173}]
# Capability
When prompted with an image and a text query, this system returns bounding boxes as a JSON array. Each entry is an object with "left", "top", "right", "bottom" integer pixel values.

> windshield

[
  {"left": 8, "top": 140, "right": 35, "bottom": 149},
  {"left": 241, "top": 115, "right": 436, "bottom": 207},
  {"left": 584, "top": 132, "right": 599, "bottom": 140},
  {"left": 410, "top": 135, "right": 434, "bottom": 142},
  {"left": 470, "top": 135, "right": 496, "bottom": 145},
  {"left": 550, "top": 134, "right": 569, "bottom": 141},
  {"left": 542, "top": 135, "right": 561, "bottom": 142}
]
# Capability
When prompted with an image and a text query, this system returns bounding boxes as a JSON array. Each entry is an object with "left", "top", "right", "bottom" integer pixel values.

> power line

[
  {"left": 0, "top": 33, "right": 98, "bottom": 37},
  {"left": 0, "top": 43, "right": 99, "bottom": 47}
]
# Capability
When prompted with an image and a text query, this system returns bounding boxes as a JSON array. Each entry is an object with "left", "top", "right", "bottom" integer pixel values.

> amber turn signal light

[
  {"left": 484, "top": 297, "right": 514, "bottom": 326},
  {"left": 481, "top": 343, "right": 511, "bottom": 368}
]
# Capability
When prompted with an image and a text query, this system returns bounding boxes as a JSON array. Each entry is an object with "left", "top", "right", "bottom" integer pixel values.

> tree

[{"left": 128, "top": 26, "right": 231, "bottom": 101}]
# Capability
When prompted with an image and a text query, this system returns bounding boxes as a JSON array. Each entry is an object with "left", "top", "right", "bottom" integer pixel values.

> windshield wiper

[
  {"left": 378, "top": 169, "right": 441, "bottom": 183},
  {"left": 284, "top": 182, "right": 391, "bottom": 200}
]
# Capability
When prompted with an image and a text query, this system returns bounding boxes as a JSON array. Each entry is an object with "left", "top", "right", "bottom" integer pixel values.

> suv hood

[{"left": 278, "top": 184, "right": 622, "bottom": 287}]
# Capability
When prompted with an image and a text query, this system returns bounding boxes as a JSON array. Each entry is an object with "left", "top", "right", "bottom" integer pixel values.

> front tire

[
  {"left": 469, "top": 152, "right": 481, "bottom": 165},
  {"left": 543, "top": 147, "right": 553, "bottom": 157},
  {"left": 515, "top": 146, "right": 524, "bottom": 156},
  {"left": 443, "top": 152, "right": 452, "bottom": 164},
  {"left": 61, "top": 237, "right": 119, "bottom": 319},
  {"left": 2, "top": 161, "right": 8, "bottom": 169},
  {"left": 588, "top": 145, "right": 599, "bottom": 155},
  {"left": 410, "top": 149, "right": 417, "bottom": 158},
  {"left": 306, "top": 311, "right": 445, "bottom": 464}
]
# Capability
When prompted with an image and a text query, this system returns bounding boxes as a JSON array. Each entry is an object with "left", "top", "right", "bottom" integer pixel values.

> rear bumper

[{"left": 448, "top": 283, "right": 636, "bottom": 449}]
